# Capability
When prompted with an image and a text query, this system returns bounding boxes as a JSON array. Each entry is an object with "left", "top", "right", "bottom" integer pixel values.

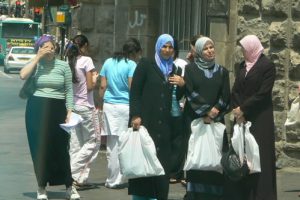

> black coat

[
  {"left": 229, "top": 54, "right": 277, "bottom": 200},
  {"left": 129, "top": 58, "right": 181, "bottom": 199}
]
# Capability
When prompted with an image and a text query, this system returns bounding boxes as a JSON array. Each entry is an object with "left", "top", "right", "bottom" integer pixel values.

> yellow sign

[
  {"left": 7, "top": 39, "right": 34, "bottom": 47},
  {"left": 56, "top": 11, "right": 65, "bottom": 23}
]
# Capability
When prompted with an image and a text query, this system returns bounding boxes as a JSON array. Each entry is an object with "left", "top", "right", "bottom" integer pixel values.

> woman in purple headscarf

[
  {"left": 129, "top": 34, "right": 184, "bottom": 200},
  {"left": 20, "top": 35, "right": 80, "bottom": 200}
]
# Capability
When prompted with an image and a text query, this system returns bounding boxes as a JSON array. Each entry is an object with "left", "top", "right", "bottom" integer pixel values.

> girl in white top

[{"left": 67, "top": 34, "right": 100, "bottom": 188}]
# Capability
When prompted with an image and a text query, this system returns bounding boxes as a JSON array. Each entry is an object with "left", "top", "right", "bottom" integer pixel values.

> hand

[
  {"left": 203, "top": 116, "right": 212, "bottom": 124},
  {"left": 233, "top": 106, "right": 244, "bottom": 119},
  {"left": 131, "top": 116, "right": 141, "bottom": 130},
  {"left": 92, "top": 71, "right": 99, "bottom": 84},
  {"left": 37, "top": 44, "right": 55, "bottom": 60},
  {"left": 168, "top": 75, "right": 185, "bottom": 87},
  {"left": 208, "top": 107, "right": 219, "bottom": 119},
  {"left": 236, "top": 116, "right": 246, "bottom": 125},
  {"left": 65, "top": 110, "right": 72, "bottom": 123}
]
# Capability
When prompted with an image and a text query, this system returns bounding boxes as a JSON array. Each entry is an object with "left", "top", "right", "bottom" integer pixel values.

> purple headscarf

[
  {"left": 34, "top": 34, "right": 54, "bottom": 53},
  {"left": 155, "top": 34, "right": 174, "bottom": 77}
]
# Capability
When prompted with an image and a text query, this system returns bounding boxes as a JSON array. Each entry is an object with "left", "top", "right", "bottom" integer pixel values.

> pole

[{"left": 60, "top": 26, "right": 65, "bottom": 60}]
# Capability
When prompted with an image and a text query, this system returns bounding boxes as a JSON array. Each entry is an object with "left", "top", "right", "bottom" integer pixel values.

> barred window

[
  {"left": 160, "top": 0, "right": 229, "bottom": 51},
  {"left": 160, "top": 0, "right": 209, "bottom": 51}
]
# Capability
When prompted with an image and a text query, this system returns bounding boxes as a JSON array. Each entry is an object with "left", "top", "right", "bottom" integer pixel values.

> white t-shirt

[{"left": 73, "top": 56, "right": 95, "bottom": 108}]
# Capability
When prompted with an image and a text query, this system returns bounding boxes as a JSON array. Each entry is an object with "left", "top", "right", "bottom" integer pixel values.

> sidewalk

[{"left": 30, "top": 151, "right": 300, "bottom": 200}]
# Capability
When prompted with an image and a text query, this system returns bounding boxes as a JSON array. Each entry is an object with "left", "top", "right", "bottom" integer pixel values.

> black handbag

[
  {"left": 19, "top": 69, "right": 36, "bottom": 99},
  {"left": 221, "top": 124, "right": 249, "bottom": 181}
]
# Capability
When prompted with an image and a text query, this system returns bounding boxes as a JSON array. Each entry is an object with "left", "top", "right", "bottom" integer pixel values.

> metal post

[{"left": 60, "top": 26, "right": 65, "bottom": 60}]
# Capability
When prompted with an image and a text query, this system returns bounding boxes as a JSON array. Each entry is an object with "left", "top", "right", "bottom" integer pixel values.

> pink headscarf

[{"left": 239, "top": 35, "right": 264, "bottom": 72}]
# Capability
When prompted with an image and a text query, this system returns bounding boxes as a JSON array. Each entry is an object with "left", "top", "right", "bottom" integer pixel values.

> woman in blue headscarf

[{"left": 129, "top": 34, "right": 184, "bottom": 200}]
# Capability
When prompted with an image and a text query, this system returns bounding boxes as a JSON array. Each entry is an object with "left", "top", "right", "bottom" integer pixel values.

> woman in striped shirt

[{"left": 20, "top": 35, "right": 80, "bottom": 200}]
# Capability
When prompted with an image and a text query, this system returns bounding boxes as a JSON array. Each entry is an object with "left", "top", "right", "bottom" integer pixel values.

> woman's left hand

[
  {"left": 169, "top": 75, "right": 185, "bottom": 87},
  {"left": 233, "top": 106, "right": 244, "bottom": 119}
]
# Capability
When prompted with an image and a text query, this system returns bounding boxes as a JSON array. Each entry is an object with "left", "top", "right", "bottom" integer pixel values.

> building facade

[{"left": 73, "top": 0, "right": 300, "bottom": 167}]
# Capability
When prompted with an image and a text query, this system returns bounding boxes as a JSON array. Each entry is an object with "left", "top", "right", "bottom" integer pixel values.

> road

[{"left": 0, "top": 66, "right": 299, "bottom": 200}]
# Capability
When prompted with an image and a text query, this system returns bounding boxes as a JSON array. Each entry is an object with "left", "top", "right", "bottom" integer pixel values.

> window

[
  {"left": 160, "top": 0, "right": 209, "bottom": 51},
  {"left": 160, "top": 0, "right": 229, "bottom": 51}
]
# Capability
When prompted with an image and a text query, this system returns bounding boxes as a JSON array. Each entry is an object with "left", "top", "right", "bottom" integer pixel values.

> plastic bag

[
  {"left": 231, "top": 122, "right": 261, "bottom": 173},
  {"left": 285, "top": 96, "right": 300, "bottom": 126},
  {"left": 183, "top": 118, "right": 226, "bottom": 172},
  {"left": 118, "top": 126, "right": 165, "bottom": 179}
]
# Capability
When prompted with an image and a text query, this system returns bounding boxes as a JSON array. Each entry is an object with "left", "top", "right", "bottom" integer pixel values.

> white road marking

[{"left": 0, "top": 70, "right": 13, "bottom": 79}]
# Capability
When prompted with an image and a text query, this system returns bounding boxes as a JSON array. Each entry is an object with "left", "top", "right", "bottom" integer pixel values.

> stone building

[{"left": 72, "top": 0, "right": 300, "bottom": 167}]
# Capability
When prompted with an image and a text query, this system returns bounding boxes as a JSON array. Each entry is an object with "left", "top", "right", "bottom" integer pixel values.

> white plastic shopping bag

[
  {"left": 118, "top": 126, "right": 165, "bottom": 179},
  {"left": 285, "top": 96, "right": 300, "bottom": 126},
  {"left": 183, "top": 118, "right": 226, "bottom": 172},
  {"left": 231, "top": 122, "right": 261, "bottom": 173}
]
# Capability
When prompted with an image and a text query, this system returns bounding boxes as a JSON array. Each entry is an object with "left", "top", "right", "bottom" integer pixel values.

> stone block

[
  {"left": 274, "top": 111, "right": 286, "bottom": 141},
  {"left": 95, "top": 6, "right": 115, "bottom": 34},
  {"left": 273, "top": 80, "right": 286, "bottom": 112},
  {"left": 269, "top": 21, "right": 287, "bottom": 49},
  {"left": 292, "top": 0, "right": 300, "bottom": 20},
  {"left": 238, "top": 1, "right": 260, "bottom": 17},
  {"left": 269, "top": 50, "right": 287, "bottom": 79},
  {"left": 283, "top": 142, "right": 300, "bottom": 160},
  {"left": 289, "top": 51, "right": 300, "bottom": 81},
  {"left": 78, "top": 4, "right": 96, "bottom": 32},
  {"left": 262, "top": 0, "right": 288, "bottom": 18},
  {"left": 291, "top": 23, "right": 300, "bottom": 51}
]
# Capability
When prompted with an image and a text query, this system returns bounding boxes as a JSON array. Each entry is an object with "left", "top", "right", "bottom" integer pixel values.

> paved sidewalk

[{"left": 23, "top": 151, "right": 299, "bottom": 200}]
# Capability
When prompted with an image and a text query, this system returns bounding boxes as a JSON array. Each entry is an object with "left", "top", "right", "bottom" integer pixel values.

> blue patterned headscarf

[{"left": 154, "top": 34, "right": 174, "bottom": 77}]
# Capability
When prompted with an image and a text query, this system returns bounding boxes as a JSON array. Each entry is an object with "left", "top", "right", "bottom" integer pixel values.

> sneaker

[
  {"left": 66, "top": 186, "right": 80, "bottom": 200},
  {"left": 37, "top": 187, "right": 48, "bottom": 200}
]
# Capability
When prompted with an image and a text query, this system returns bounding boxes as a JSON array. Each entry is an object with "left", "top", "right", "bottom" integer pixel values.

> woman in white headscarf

[
  {"left": 182, "top": 36, "right": 230, "bottom": 200},
  {"left": 227, "top": 35, "right": 277, "bottom": 200}
]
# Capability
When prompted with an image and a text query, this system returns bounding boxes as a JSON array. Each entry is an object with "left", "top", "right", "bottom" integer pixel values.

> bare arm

[
  {"left": 128, "top": 77, "right": 133, "bottom": 89},
  {"left": 20, "top": 45, "right": 53, "bottom": 80},
  {"left": 98, "top": 76, "right": 107, "bottom": 110},
  {"left": 86, "top": 70, "right": 94, "bottom": 91}
]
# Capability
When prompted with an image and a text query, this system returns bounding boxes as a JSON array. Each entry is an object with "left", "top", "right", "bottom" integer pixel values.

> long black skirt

[{"left": 25, "top": 96, "right": 73, "bottom": 187}]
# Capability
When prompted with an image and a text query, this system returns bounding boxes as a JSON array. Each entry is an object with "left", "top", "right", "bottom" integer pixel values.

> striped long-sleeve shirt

[{"left": 33, "top": 59, "right": 74, "bottom": 110}]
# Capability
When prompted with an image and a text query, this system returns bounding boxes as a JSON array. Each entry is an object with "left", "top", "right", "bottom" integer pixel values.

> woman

[
  {"left": 20, "top": 35, "right": 80, "bottom": 200},
  {"left": 182, "top": 37, "right": 230, "bottom": 200},
  {"left": 67, "top": 34, "right": 100, "bottom": 189},
  {"left": 228, "top": 35, "right": 277, "bottom": 200},
  {"left": 169, "top": 38, "right": 187, "bottom": 184},
  {"left": 99, "top": 38, "right": 142, "bottom": 189},
  {"left": 129, "top": 34, "right": 184, "bottom": 200}
]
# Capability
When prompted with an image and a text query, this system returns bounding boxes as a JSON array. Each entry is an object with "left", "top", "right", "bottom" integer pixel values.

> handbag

[
  {"left": 221, "top": 124, "right": 250, "bottom": 181},
  {"left": 183, "top": 118, "right": 225, "bottom": 172},
  {"left": 118, "top": 126, "right": 165, "bottom": 179},
  {"left": 19, "top": 69, "right": 36, "bottom": 99}
]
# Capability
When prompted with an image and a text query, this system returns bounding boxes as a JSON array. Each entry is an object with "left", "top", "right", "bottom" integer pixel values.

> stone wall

[
  {"left": 74, "top": 0, "right": 300, "bottom": 166},
  {"left": 236, "top": 0, "right": 300, "bottom": 167}
]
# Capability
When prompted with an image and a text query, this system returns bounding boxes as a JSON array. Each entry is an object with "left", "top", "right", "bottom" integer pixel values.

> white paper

[{"left": 60, "top": 112, "right": 83, "bottom": 133}]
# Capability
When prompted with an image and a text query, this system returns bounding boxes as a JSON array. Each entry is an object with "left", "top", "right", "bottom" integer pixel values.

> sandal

[{"left": 169, "top": 178, "right": 179, "bottom": 184}]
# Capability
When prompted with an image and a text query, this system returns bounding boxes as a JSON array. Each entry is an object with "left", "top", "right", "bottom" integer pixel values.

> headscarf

[
  {"left": 239, "top": 35, "right": 264, "bottom": 72},
  {"left": 154, "top": 34, "right": 174, "bottom": 77},
  {"left": 34, "top": 34, "right": 54, "bottom": 53},
  {"left": 194, "top": 37, "right": 215, "bottom": 69}
]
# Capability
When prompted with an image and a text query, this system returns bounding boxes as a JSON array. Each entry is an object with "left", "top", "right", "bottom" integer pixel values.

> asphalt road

[{"left": 0, "top": 66, "right": 299, "bottom": 200}]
